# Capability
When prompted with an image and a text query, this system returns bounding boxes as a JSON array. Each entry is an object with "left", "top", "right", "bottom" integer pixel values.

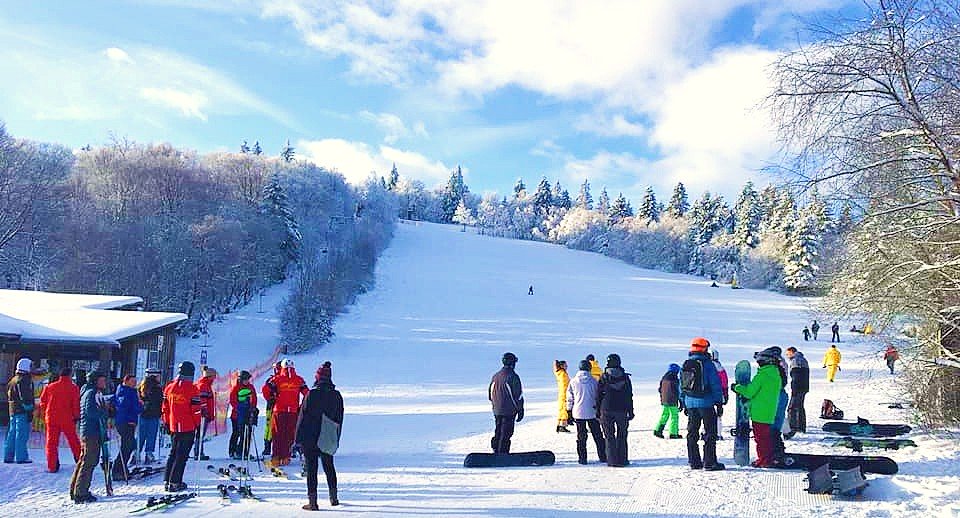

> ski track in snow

[{"left": 1, "top": 221, "right": 958, "bottom": 517}]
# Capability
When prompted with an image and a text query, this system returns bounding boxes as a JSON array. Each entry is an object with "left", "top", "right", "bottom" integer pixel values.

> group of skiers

[{"left": 3, "top": 356, "right": 344, "bottom": 510}]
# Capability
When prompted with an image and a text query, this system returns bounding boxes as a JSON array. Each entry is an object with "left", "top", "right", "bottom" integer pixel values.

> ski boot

[
  {"left": 653, "top": 427, "right": 664, "bottom": 438},
  {"left": 556, "top": 425, "right": 571, "bottom": 433},
  {"left": 669, "top": 434, "right": 683, "bottom": 439},
  {"left": 302, "top": 492, "right": 319, "bottom": 511}
]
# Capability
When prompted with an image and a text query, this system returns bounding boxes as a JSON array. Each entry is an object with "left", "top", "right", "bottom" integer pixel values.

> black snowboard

[
  {"left": 780, "top": 452, "right": 898, "bottom": 475},
  {"left": 822, "top": 419, "right": 911, "bottom": 437},
  {"left": 463, "top": 451, "right": 555, "bottom": 468},
  {"left": 831, "top": 437, "right": 917, "bottom": 452}
]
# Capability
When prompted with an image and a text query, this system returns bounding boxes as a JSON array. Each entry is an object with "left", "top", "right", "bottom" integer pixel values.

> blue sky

[{"left": 0, "top": 0, "right": 860, "bottom": 202}]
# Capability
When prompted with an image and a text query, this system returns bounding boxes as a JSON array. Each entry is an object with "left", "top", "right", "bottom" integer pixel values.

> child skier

[
  {"left": 653, "top": 364, "right": 682, "bottom": 439},
  {"left": 731, "top": 349, "right": 781, "bottom": 468}
]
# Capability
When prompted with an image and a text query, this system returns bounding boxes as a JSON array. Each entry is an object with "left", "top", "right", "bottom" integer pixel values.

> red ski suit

[
  {"left": 39, "top": 377, "right": 81, "bottom": 471},
  {"left": 162, "top": 379, "right": 202, "bottom": 433},
  {"left": 270, "top": 367, "right": 308, "bottom": 462}
]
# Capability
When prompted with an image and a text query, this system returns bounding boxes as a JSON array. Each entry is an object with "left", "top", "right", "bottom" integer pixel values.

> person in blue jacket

[
  {"left": 113, "top": 374, "right": 143, "bottom": 478},
  {"left": 680, "top": 337, "right": 725, "bottom": 471}
]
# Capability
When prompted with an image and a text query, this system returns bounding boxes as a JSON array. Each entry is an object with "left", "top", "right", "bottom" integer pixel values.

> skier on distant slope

[
  {"left": 489, "top": 352, "right": 524, "bottom": 454},
  {"left": 680, "top": 338, "right": 724, "bottom": 471},
  {"left": 599, "top": 353, "right": 633, "bottom": 467},
  {"left": 554, "top": 360, "right": 571, "bottom": 433},
  {"left": 271, "top": 359, "right": 308, "bottom": 466}
]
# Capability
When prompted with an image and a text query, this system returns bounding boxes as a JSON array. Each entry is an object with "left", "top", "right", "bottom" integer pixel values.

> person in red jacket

[
  {"left": 39, "top": 367, "right": 82, "bottom": 472},
  {"left": 193, "top": 366, "right": 217, "bottom": 461},
  {"left": 261, "top": 361, "right": 282, "bottom": 457},
  {"left": 271, "top": 358, "right": 308, "bottom": 466},
  {"left": 162, "top": 362, "right": 202, "bottom": 493},
  {"left": 229, "top": 370, "right": 258, "bottom": 460}
]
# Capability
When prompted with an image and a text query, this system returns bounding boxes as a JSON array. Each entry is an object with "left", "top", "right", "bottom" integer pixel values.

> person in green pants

[{"left": 654, "top": 364, "right": 682, "bottom": 439}]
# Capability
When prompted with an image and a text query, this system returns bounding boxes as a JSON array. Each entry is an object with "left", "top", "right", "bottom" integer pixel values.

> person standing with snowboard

[
  {"left": 112, "top": 375, "right": 142, "bottom": 479},
  {"left": 823, "top": 344, "right": 842, "bottom": 382},
  {"left": 566, "top": 360, "right": 605, "bottom": 464},
  {"left": 784, "top": 347, "right": 810, "bottom": 439},
  {"left": 732, "top": 350, "right": 780, "bottom": 468},
  {"left": 39, "top": 367, "right": 81, "bottom": 473},
  {"left": 295, "top": 362, "right": 343, "bottom": 510},
  {"left": 272, "top": 359, "right": 308, "bottom": 466},
  {"left": 162, "top": 362, "right": 202, "bottom": 493},
  {"left": 137, "top": 368, "right": 163, "bottom": 465},
  {"left": 69, "top": 371, "right": 107, "bottom": 503},
  {"left": 5, "top": 358, "right": 35, "bottom": 465},
  {"left": 680, "top": 338, "right": 725, "bottom": 471},
  {"left": 489, "top": 352, "right": 524, "bottom": 454},
  {"left": 653, "top": 363, "right": 682, "bottom": 439},
  {"left": 554, "top": 360, "right": 571, "bottom": 433},
  {"left": 599, "top": 353, "right": 633, "bottom": 467},
  {"left": 229, "top": 370, "right": 258, "bottom": 460}
]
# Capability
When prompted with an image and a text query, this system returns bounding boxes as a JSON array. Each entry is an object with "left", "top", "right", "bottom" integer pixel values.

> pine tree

[
  {"left": 597, "top": 188, "right": 610, "bottom": 215},
  {"left": 733, "top": 181, "right": 762, "bottom": 249},
  {"left": 576, "top": 180, "right": 593, "bottom": 209},
  {"left": 387, "top": 163, "right": 399, "bottom": 191},
  {"left": 240, "top": 140, "right": 251, "bottom": 154},
  {"left": 441, "top": 166, "right": 469, "bottom": 222},
  {"left": 638, "top": 186, "right": 660, "bottom": 223},
  {"left": 452, "top": 199, "right": 476, "bottom": 230},
  {"left": 608, "top": 192, "right": 633, "bottom": 224},
  {"left": 514, "top": 178, "right": 526, "bottom": 199},
  {"left": 807, "top": 185, "right": 831, "bottom": 233},
  {"left": 281, "top": 139, "right": 295, "bottom": 162},
  {"left": 551, "top": 181, "right": 565, "bottom": 208},
  {"left": 783, "top": 213, "right": 821, "bottom": 291},
  {"left": 261, "top": 173, "right": 301, "bottom": 262},
  {"left": 666, "top": 182, "right": 689, "bottom": 218},
  {"left": 533, "top": 177, "right": 552, "bottom": 213},
  {"left": 253, "top": 141, "right": 262, "bottom": 155},
  {"left": 687, "top": 191, "right": 722, "bottom": 254},
  {"left": 558, "top": 189, "right": 572, "bottom": 209}
]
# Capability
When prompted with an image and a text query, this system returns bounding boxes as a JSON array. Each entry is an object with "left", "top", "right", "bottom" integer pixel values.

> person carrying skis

[
  {"left": 566, "top": 360, "right": 606, "bottom": 464},
  {"left": 823, "top": 344, "right": 842, "bottom": 382},
  {"left": 40, "top": 367, "right": 81, "bottom": 472},
  {"left": 680, "top": 338, "right": 724, "bottom": 471},
  {"left": 271, "top": 359, "right": 308, "bottom": 466},
  {"left": 883, "top": 345, "right": 899, "bottom": 374},
  {"left": 784, "top": 347, "right": 810, "bottom": 439},
  {"left": 811, "top": 320, "right": 820, "bottom": 340},
  {"left": 599, "top": 353, "right": 633, "bottom": 467},
  {"left": 70, "top": 371, "right": 107, "bottom": 503},
  {"left": 162, "top": 362, "right": 202, "bottom": 493},
  {"left": 586, "top": 354, "right": 602, "bottom": 381},
  {"left": 732, "top": 349, "right": 780, "bottom": 468},
  {"left": 489, "top": 352, "right": 524, "bottom": 454},
  {"left": 193, "top": 366, "right": 217, "bottom": 461},
  {"left": 554, "top": 360, "right": 571, "bottom": 433},
  {"left": 653, "top": 363, "right": 682, "bottom": 439},
  {"left": 261, "top": 361, "right": 282, "bottom": 457},
  {"left": 137, "top": 368, "right": 163, "bottom": 464},
  {"left": 112, "top": 374, "right": 142, "bottom": 479},
  {"left": 295, "top": 362, "right": 343, "bottom": 510},
  {"left": 830, "top": 322, "right": 840, "bottom": 343},
  {"left": 711, "top": 350, "right": 729, "bottom": 441},
  {"left": 229, "top": 370, "right": 258, "bottom": 460},
  {"left": 4, "top": 357, "right": 35, "bottom": 465}
]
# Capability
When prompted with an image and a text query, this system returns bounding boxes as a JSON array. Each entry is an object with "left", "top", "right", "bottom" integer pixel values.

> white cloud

[
  {"left": 104, "top": 47, "right": 134, "bottom": 64},
  {"left": 575, "top": 113, "right": 647, "bottom": 138},
  {"left": 298, "top": 138, "right": 451, "bottom": 186},
  {"left": 359, "top": 110, "right": 428, "bottom": 144},
  {"left": 141, "top": 87, "right": 209, "bottom": 120}
]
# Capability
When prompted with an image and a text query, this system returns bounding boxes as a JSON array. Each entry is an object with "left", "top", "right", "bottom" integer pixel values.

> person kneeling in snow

[
  {"left": 566, "top": 360, "right": 606, "bottom": 464},
  {"left": 732, "top": 350, "right": 781, "bottom": 468}
]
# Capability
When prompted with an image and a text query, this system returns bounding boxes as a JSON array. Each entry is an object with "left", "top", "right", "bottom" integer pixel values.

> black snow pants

[
  {"left": 164, "top": 431, "right": 195, "bottom": 485},
  {"left": 600, "top": 411, "right": 629, "bottom": 467},
  {"left": 491, "top": 414, "right": 516, "bottom": 454},
  {"left": 685, "top": 406, "right": 719, "bottom": 468},
  {"left": 575, "top": 418, "right": 606, "bottom": 463},
  {"left": 304, "top": 448, "right": 338, "bottom": 502},
  {"left": 788, "top": 391, "right": 807, "bottom": 433}
]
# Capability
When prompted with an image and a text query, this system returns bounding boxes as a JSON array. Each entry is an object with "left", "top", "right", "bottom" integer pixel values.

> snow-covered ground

[{"left": 2, "top": 221, "right": 957, "bottom": 517}]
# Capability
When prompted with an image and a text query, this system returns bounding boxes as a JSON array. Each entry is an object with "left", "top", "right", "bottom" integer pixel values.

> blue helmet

[{"left": 668, "top": 363, "right": 681, "bottom": 373}]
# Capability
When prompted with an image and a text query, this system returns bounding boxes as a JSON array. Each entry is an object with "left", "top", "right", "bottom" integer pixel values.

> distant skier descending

[{"left": 489, "top": 352, "right": 524, "bottom": 454}]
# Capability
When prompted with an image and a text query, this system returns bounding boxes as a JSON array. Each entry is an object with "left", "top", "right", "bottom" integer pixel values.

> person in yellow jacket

[
  {"left": 554, "top": 361, "right": 571, "bottom": 433},
  {"left": 822, "top": 344, "right": 841, "bottom": 382},
  {"left": 586, "top": 354, "right": 602, "bottom": 381}
]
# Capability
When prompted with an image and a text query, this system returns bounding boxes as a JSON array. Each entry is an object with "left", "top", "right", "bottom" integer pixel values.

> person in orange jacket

[
  {"left": 39, "top": 367, "right": 82, "bottom": 473},
  {"left": 261, "top": 361, "right": 282, "bottom": 457},
  {"left": 193, "top": 366, "right": 217, "bottom": 461},
  {"left": 162, "top": 362, "right": 202, "bottom": 493},
  {"left": 271, "top": 358, "right": 308, "bottom": 466}
]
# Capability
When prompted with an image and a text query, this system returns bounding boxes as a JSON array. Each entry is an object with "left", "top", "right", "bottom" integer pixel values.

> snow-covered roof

[{"left": 0, "top": 290, "right": 187, "bottom": 348}]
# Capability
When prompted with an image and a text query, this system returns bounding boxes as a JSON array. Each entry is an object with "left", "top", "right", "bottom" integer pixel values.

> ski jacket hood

[
  {"left": 732, "top": 363, "right": 780, "bottom": 424},
  {"left": 680, "top": 352, "right": 724, "bottom": 408},
  {"left": 566, "top": 370, "right": 600, "bottom": 420},
  {"left": 489, "top": 366, "right": 524, "bottom": 417},
  {"left": 599, "top": 367, "right": 633, "bottom": 415},
  {"left": 40, "top": 376, "right": 80, "bottom": 425},
  {"left": 114, "top": 383, "right": 143, "bottom": 425}
]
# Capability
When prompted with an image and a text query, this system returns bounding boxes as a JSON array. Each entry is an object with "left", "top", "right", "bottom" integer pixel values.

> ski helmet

[
  {"left": 668, "top": 363, "right": 681, "bottom": 374},
  {"left": 606, "top": 353, "right": 621, "bottom": 368},
  {"left": 239, "top": 370, "right": 252, "bottom": 381},
  {"left": 502, "top": 352, "right": 518, "bottom": 367},
  {"left": 15, "top": 358, "right": 32, "bottom": 373},
  {"left": 690, "top": 337, "right": 710, "bottom": 353},
  {"left": 177, "top": 361, "right": 196, "bottom": 379},
  {"left": 281, "top": 358, "right": 294, "bottom": 369},
  {"left": 754, "top": 349, "right": 778, "bottom": 366}
]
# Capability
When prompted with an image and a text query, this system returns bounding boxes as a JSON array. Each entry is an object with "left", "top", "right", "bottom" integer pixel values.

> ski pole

[{"left": 250, "top": 423, "right": 263, "bottom": 472}]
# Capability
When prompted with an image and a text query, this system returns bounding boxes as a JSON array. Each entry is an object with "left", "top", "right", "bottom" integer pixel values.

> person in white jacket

[{"left": 566, "top": 360, "right": 607, "bottom": 465}]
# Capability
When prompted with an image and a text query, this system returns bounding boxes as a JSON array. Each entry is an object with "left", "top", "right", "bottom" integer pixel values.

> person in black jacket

[
  {"left": 599, "top": 353, "right": 633, "bottom": 467},
  {"left": 784, "top": 347, "right": 810, "bottom": 439},
  {"left": 295, "top": 362, "right": 343, "bottom": 511},
  {"left": 137, "top": 368, "right": 163, "bottom": 464},
  {"left": 488, "top": 352, "right": 524, "bottom": 454}
]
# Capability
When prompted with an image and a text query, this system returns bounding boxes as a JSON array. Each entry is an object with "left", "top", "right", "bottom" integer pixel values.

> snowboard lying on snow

[
  {"left": 831, "top": 437, "right": 917, "bottom": 452},
  {"left": 780, "top": 452, "right": 898, "bottom": 475},
  {"left": 463, "top": 451, "right": 555, "bottom": 468},
  {"left": 822, "top": 418, "right": 911, "bottom": 437}
]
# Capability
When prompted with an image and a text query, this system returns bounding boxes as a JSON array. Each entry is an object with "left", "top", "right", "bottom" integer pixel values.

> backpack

[
  {"left": 821, "top": 399, "right": 844, "bottom": 419},
  {"left": 680, "top": 358, "right": 707, "bottom": 397}
]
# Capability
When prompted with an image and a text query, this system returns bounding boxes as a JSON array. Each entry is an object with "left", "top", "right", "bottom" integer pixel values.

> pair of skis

[{"left": 129, "top": 492, "right": 197, "bottom": 514}]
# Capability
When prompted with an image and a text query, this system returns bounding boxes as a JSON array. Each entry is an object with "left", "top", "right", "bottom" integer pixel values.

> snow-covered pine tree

[
  {"left": 281, "top": 139, "right": 295, "bottom": 162},
  {"left": 687, "top": 191, "right": 721, "bottom": 274},
  {"left": 240, "top": 140, "right": 251, "bottom": 154},
  {"left": 452, "top": 199, "right": 476, "bottom": 231},
  {"left": 533, "top": 177, "right": 553, "bottom": 213},
  {"left": 261, "top": 172, "right": 302, "bottom": 263},
  {"left": 558, "top": 189, "right": 572, "bottom": 209},
  {"left": 638, "top": 186, "right": 660, "bottom": 223},
  {"left": 667, "top": 182, "right": 689, "bottom": 218},
  {"left": 597, "top": 188, "right": 610, "bottom": 215},
  {"left": 441, "top": 166, "right": 468, "bottom": 222},
  {"left": 783, "top": 213, "right": 821, "bottom": 291},
  {"left": 551, "top": 181, "right": 564, "bottom": 207},
  {"left": 514, "top": 178, "right": 526, "bottom": 199},
  {"left": 253, "top": 141, "right": 262, "bottom": 155},
  {"left": 608, "top": 192, "right": 633, "bottom": 224},
  {"left": 734, "top": 181, "right": 762, "bottom": 249},
  {"left": 576, "top": 179, "right": 593, "bottom": 209},
  {"left": 388, "top": 163, "right": 399, "bottom": 191}
]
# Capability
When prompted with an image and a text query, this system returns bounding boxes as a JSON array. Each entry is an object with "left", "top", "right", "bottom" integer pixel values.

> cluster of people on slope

[
  {"left": 3, "top": 356, "right": 345, "bottom": 511},
  {"left": 802, "top": 320, "right": 842, "bottom": 342}
]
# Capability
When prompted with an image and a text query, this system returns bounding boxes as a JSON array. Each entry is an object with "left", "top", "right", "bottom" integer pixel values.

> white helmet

[
  {"left": 16, "top": 358, "right": 32, "bottom": 373},
  {"left": 281, "top": 358, "right": 295, "bottom": 369}
]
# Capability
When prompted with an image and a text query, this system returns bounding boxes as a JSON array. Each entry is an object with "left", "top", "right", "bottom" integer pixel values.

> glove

[
  {"left": 627, "top": 411, "right": 634, "bottom": 421},
  {"left": 715, "top": 404, "right": 724, "bottom": 417},
  {"left": 516, "top": 408, "right": 524, "bottom": 422},
  {"left": 567, "top": 416, "right": 575, "bottom": 426},
  {"left": 683, "top": 407, "right": 689, "bottom": 416}
]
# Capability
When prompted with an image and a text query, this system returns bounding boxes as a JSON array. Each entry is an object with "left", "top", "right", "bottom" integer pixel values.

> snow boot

[
  {"left": 262, "top": 439, "right": 271, "bottom": 457},
  {"left": 556, "top": 425, "right": 571, "bottom": 433},
  {"left": 669, "top": 434, "right": 683, "bottom": 439},
  {"left": 653, "top": 427, "right": 664, "bottom": 438},
  {"left": 704, "top": 462, "right": 726, "bottom": 471},
  {"left": 302, "top": 493, "right": 319, "bottom": 511},
  {"left": 329, "top": 486, "right": 340, "bottom": 507}
]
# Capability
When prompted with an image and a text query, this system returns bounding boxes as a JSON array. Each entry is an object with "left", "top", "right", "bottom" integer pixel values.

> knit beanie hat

[
  {"left": 16, "top": 358, "right": 32, "bottom": 373},
  {"left": 579, "top": 359, "right": 591, "bottom": 372},
  {"left": 668, "top": 363, "right": 681, "bottom": 374},
  {"left": 239, "top": 370, "right": 252, "bottom": 381},
  {"left": 316, "top": 361, "right": 332, "bottom": 383},
  {"left": 606, "top": 353, "right": 621, "bottom": 368},
  {"left": 177, "top": 361, "right": 196, "bottom": 380}
]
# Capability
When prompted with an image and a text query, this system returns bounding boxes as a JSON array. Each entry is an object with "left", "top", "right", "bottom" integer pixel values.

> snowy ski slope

[{"left": 1, "top": 221, "right": 957, "bottom": 517}]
